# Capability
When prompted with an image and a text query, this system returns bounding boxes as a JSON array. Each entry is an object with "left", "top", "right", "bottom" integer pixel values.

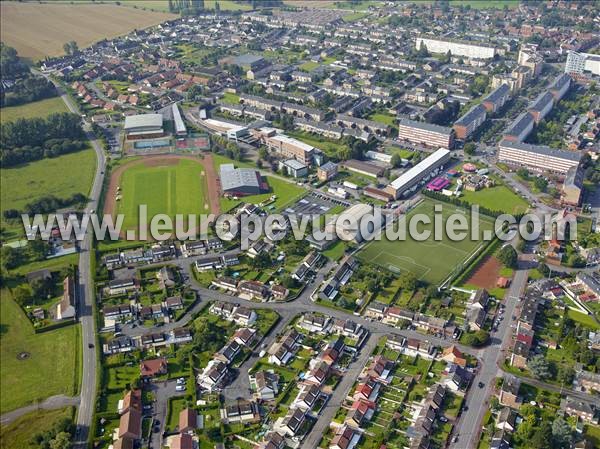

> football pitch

[
  {"left": 118, "top": 158, "right": 210, "bottom": 231},
  {"left": 357, "top": 199, "right": 496, "bottom": 285}
]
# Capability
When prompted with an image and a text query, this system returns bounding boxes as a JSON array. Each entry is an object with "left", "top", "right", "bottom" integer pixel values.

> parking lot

[{"left": 282, "top": 192, "right": 349, "bottom": 221}]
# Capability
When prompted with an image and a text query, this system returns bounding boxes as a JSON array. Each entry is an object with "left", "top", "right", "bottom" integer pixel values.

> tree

[
  {"left": 497, "top": 245, "right": 518, "bottom": 269},
  {"left": 49, "top": 431, "right": 72, "bottom": 449},
  {"left": 464, "top": 330, "right": 489, "bottom": 347},
  {"left": 63, "top": 41, "right": 78, "bottom": 56},
  {"left": 530, "top": 422, "right": 553, "bottom": 449},
  {"left": 28, "top": 239, "right": 48, "bottom": 261},
  {"left": 12, "top": 284, "right": 33, "bottom": 306},
  {"left": 528, "top": 354, "right": 552, "bottom": 380},
  {"left": 463, "top": 142, "right": 476, "bottom": 155},
  {"left": 0, "top": 43, "right": 29, "bottom": 79},
  {"left": 556, "top": 365, "right": 575, "bottom": 385},
  {"left": 533, "top": 176, "right": 548, "bottom": 192},
  {"left": 1, "top": 246, "right": 21, "bottom": 270},
  {"left": 398, "top": 272, "right": 417, "bottom": 292},
  {"left": 390, "top": 153, "right": 402, "bottom": 168},
  {"left": 551, "top": 417, "right": 572, "bottom": 448},
  {"left": 516, "top": 168, "right": 530, "bottom": 179}
]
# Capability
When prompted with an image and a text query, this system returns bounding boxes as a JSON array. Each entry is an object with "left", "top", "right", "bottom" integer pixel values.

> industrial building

[
  {"left": 124, "top": 113, "right": 164, "bottom": 140},
  {"left": 385, "top": 148, "right": 451, "bottom": 199},
  {"left": 497, "top": 140, "right": 582, "bottom": 174},
  {"left": 172, "top": 103, "right": 187, "bottom": 137},
  {"left": 397, "top": 118, "right": 455, "bottom": 150},
  {"left": 415, "top": 35, "right": 497, "bottom": 59},
  {"left": 453, "top": 103, "right": 487, "bottom": 139},
  {"left": 503, "top": 112, "right": 534, "bottom": 142},
  {"left": 220, "top": 164, "right": 269, "bottom": 196},
  {"left": 482, "top": 84, "right": 511, "bottom": 113}
]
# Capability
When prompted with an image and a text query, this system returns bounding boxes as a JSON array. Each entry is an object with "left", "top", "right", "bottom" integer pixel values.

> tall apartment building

[
  {"left": 548, "top": 73, "right": 571, "bottom": 101},
  {"left": 527, "top": 91, "right": 554, "bottom": 123},
  {"left": 565, "top": 51, "right": 600, "bottom": 77},
  {"left": 397, "top": 118, "right": 455, "bottom": 150},
  {"left": 415, "top": 35, "right": 497, "bottom": 59},
  {"left": 453, "top": 103, "right": 487, "bottom": 139},
  {"left": 498, "top": 140, "right": 582, "bottom": 174},
  {"left": 503, "top": 112, "right": 534, "bottom": 142},
  {"left": 482, "top": 84, "right": 511, "bottom": 113}
]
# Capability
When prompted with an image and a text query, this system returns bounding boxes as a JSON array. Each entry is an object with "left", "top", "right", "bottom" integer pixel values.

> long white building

[
  {"left": 498, "top": 140, "right": 582, "bottom": 174},
  {"left": 385, "top": 148, "right": 451, "bottom": 199},
  {"left": 565, "top": 51, "right": 600, "bottom": 77},
  {"left": 415, "top": 35, "right": 496, "bottom": 59}
]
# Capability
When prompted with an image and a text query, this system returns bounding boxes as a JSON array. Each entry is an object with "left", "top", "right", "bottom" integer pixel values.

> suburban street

[{"left": 45, "top": 75, "right": 107, "bottom": 449}]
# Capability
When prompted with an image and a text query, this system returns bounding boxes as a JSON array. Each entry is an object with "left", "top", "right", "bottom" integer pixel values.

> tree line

[
  {"left": 1, "top": 76, "right": 58, "bottom": 107},
  {"left": 3, "top": 192, "right": 87, "bottom": 219},
  {"left": 0, "top": 42, "right": 29, "bottom": 79},
  {"left": 1, "top": 112, "right": 86, "bottom": 166}
]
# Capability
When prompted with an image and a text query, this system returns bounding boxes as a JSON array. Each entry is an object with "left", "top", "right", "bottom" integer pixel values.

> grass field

[
  {"left": 299, "top": 61, "right": 320, "bottom": 72},
  {"left": 118, "top": 158, "right": 210, "bottom": 231},
  {"left": 0, "top": 97, "right": 68, "bottom": 123},
  {"left": 460, "top": 185, "right": 529, "bottom": 215},
  {"left": 0, "top": 407, "right": 74, "bottom": 449},
  {"left": 0, "top": 292, "right": 80, "bottom": 413},
  {"left": 1, "top": 148, "right": 97, "bottom": 240},
  {"left": 0, "top": 2, "right": 175, "bottom": 60},
  {"left": 357, "top": 199, "right": 495, "bottom": 285}
]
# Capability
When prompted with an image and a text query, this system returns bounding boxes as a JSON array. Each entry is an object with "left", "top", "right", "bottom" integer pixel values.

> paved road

[
  {"left": 45, "top": 75, "right": 107, "bottom": 449},
  {"left": 148, "top": 379, "right": 186, "bottom": 449},
  {"left": 0, "top": 395, "right": 81, "bottom": 426},
  {"left": 222, "top": 314, "right": 294, "bottom": 401},
  {"left": 303, "top": 334, "right": 378, "bottom": 449},
  {"left": 449, "top": 265, "right": 528, "bottom": 449}
]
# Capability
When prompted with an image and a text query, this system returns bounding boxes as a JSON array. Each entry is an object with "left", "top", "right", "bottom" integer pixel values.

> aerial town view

[{"left": 1, "top": 1, "right": 600, "bottom": 449}]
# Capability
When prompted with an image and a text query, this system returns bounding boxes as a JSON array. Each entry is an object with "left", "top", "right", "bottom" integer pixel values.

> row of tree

[
  {"left": 1, "top": 112, "right": 85, "bottom": 166},
  {"left": 3, "top": 192, "right": 87, "bottom": 218},
  {"left": 1, "top": 76, "right": 57, "bottom": 107},
  {"left": 0, "top": 42, "right": 29, "bottom": 79}
]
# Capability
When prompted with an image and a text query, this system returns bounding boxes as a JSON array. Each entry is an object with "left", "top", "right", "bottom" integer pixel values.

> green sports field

[
  {"left": 118, "top": 158, "right": 210, "bottom": 231},
  {"left": 357, "top": 199, "right": 495, "bottom": 285}
]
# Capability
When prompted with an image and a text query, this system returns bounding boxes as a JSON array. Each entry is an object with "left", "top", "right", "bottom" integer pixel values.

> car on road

[
  {"left": 452, "top": 436, "right": 459, "bottom": 443},
  {"left": 88, "top": 343, "right": 94, "bottom": 348},
  {"left": 478, "top": 382, "right": 485, "bottom": 388}
]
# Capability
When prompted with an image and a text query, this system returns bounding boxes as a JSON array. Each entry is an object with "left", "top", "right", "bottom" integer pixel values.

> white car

[{"left": 175, "top": 385, "right": 185, "bottom": 392}]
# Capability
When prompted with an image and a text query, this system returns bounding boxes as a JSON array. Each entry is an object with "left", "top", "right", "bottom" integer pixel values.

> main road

[{"left": 46, "top": 75, "right": 107, "bottom": 449}]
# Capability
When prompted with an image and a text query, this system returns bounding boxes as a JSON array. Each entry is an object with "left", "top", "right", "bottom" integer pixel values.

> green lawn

[
  {"left": 0, "top": 291, "right": 80, "bottom": 413},
  {"left": 0, "top": 407, "right": 74, "bottom": 449},
  {"left": 460, "top": 184, "right": 529, "bottom": 215},
  {"left": 299, "top": 61, "right": 320, "bottom": 72},
  {"left": 221, "top": 92, "right": 240, "bottom": 105},
  {"left": 448, "top": 0, "right": 519, "bottom": 9},
  {"left": 0, "top": 97, "right": 68, "bottom": 123},
  {"left": 357, "top": 199, "right": 495, "bottom": 285},
  {"left": 286, "top": 130, "right": 349, "bottom": 160},
  {"left": 118, "top": 158, "right": 210, "bottom": 231},
  {"left": 367, "top": 112, "right": 397, "bottom": 127},
  {"left": 1, "top": 148, "right": 97, "bottom": 240},
  {"left": 566, "top": 309, "right": 600, "bottom": 330}
]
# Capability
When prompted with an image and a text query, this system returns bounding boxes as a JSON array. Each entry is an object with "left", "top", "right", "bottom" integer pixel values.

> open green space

[
  {"left": 286, "top": 129, "right": 350, "bottom": 160},
  {"left": 0, "top": 407, "right": 74, "bottom": 449},
  {"left": 459, "top": 184, "right": 529, "bottom": 215},
  {"left": 299, "top": 61, "right": 320, "bottom": 72},
  {"left": 118, "top": 158, "right": 210, "bottom": 230},
  {"left": 357, "top": 199, "right": 495, "bottom": 285},
  {"left": 0, "top": 97, "right": 68, "bottom": 123},
  {"left": 1, "top": 148, "right": 97, "bottom": 240},
  {"left": 221, "top": 92, "right": 240, "bottom": 105},
  {"left": 0, "top": 291, "right": 80, "bottom": 413},
  {"left": 367, "top": 112, "right": 397, "bottom": 127},
  {"left": 448, "top": 0, "right": 519, "bottom": 8}
]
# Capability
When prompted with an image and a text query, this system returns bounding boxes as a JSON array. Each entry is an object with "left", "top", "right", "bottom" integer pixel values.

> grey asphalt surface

[{"left": 44, "top": 76, "right": 107, "bottom": 449}]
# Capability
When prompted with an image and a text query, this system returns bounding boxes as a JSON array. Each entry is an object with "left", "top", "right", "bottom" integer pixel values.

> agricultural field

[
  {"left": 357, "top": 198, "right": 496, "bottom": 285},
  {"left": 459, "top": 184, "right": 529, "bottom": 215},
  {"left": 0, "top": 291, "right": 80, "bottom": 414},
  {"left": 0, "top": 97, "right": 68, "bottom": 123},
  {"left": 0, "top": 407, "right": 74, "bottom": 449},
  {"left": 1, "top": 148, "right": 97, "bottom": 241},
  {"left": 0, "top": 2, "right": 175, "bottom": 60},
  {"left": 115, "top": 157, "right": 211, "bottom": 231}
]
